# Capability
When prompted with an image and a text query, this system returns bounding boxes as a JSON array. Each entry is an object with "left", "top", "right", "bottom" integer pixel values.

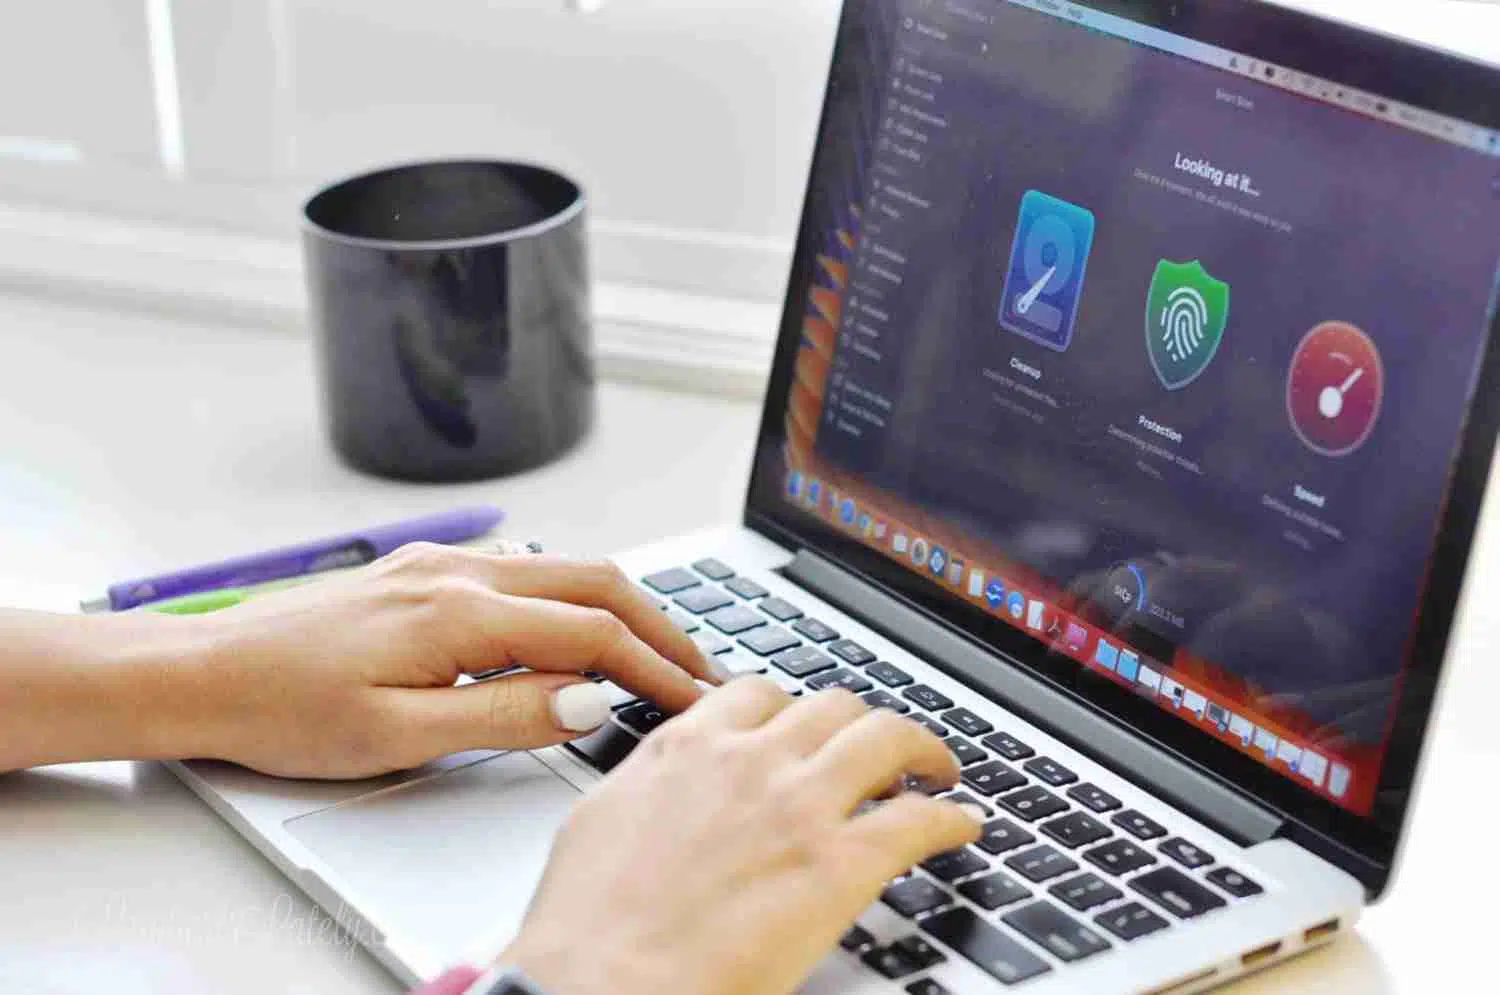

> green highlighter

[{"left": 145, "top": 575, "right": 324, "bottom": 615}]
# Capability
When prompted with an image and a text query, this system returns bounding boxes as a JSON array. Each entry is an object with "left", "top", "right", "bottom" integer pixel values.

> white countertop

[{"left": 0, "top": 288, "right": 1497, "bottom": 995}]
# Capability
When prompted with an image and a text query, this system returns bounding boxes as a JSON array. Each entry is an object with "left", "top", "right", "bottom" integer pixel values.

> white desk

[{"left": 0, "top": 288, "right": 1497, "bottom": 995}]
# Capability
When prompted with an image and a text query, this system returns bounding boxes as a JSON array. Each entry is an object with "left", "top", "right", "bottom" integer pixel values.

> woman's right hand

[{"left": 499, "top": 678, "right": 984, "bottom": 995}]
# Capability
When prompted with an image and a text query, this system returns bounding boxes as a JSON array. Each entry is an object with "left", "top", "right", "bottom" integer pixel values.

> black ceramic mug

[{"left": 302, "top": 160, "right": 595, "bottom": 482}]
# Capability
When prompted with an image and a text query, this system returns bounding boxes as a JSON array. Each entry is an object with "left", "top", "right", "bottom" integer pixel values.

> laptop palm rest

[{"left": 284, "top": 751, "right": 580, "bottom": 967}]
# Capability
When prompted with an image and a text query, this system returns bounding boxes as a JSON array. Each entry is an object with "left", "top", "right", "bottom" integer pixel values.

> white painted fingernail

[
  {"left": 551, "top": 683, "right": 611, "bottom": 732},
  {"left": 956, "top": 803, "right": 989, "bottom": 825},
  {"left": 706, "top": 657, "right": 735, "bottom": 685}
]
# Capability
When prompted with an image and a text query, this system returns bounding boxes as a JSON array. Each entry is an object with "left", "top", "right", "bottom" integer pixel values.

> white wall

[{"left": 0, "top": 0, "right": 844, "bottom": 301}]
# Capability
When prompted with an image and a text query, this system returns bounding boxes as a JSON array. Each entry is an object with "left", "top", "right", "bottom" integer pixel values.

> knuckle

[
  {"left": 390, "top": 541, "right": 453, "bottom": 571},
  {"left": 583, "top": 558, "right": 631, "bottom": 594},
  {"left": 584, "top": 606, "right": 631, "bottom": 644}
]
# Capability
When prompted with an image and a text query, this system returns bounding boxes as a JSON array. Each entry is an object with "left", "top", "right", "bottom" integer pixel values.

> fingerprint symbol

[{"left": 1161, "top": 286, "right": 1209, "bottom": 362}]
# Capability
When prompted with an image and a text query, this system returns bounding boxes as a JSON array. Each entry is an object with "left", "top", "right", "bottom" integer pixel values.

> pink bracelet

[{"left": 410, "top": 966, "right": 484, "bottom": 995}]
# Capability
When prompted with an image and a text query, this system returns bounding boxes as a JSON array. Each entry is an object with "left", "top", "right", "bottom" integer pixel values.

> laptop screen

[{"left": 754, "top": 0, "right": 1500, "bottom": 820}]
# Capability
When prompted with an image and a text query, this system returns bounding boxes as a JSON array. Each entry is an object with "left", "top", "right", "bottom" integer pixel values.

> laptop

[{"left": 170, "top": 0, "right": 1500, "bottom": 992}]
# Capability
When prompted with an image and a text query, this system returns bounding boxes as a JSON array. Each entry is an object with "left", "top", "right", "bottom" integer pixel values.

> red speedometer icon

[{"left": 1286, "top": 321, "right": 1384, "bottom": 458}]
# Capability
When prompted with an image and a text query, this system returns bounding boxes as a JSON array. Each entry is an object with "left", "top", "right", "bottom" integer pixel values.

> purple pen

[{"left": 83, "top": 506, "right": 505, "bottom": 612}]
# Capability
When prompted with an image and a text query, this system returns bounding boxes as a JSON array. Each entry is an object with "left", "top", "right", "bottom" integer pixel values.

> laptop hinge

[{"left": 784, "top": 550, "right": 1285, "bottom": 846}]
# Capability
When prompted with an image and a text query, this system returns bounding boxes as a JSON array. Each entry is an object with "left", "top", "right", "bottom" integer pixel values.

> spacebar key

[
  {"left": 921, "top": 907, "right": 1051, "bottom": 986},
  {"left": 564, "top": 723, "right": 639, "bottom": 773}
]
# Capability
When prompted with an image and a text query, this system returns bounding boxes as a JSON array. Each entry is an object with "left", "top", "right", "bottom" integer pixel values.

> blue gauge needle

[{"left": 1016, "top": 265, "right": 1056, "bottom": 315}]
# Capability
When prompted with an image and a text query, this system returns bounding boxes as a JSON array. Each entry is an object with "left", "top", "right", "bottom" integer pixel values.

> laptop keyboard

[{"left": 563, "top": 559, "right": 1266, "bottom": 989}]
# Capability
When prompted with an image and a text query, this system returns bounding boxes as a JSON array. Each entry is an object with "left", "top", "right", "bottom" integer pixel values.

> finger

[
  {"left": 841, "top": 793, "right": 985, "bottom": 884},
  {"left": 755, "top": 689, "right": 870, "bottom": 756},
  {"left": 804, "top": 709, "right": 961, "bottom": 813},
  {"left": 385, "top": 672, "right": 613, "bottom": 759},
  {"left": 422, "top": 548, "right": 724, "bottom": 687},
  {"left": 675, "top": 675, "right": 794, "bottom": 731},
  {"left": 466, "top": 593, "right": 707, "bottom": 714}
]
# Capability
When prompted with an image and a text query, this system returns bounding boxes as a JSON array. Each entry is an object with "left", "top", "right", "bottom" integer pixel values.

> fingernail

[
  {"left": 956, "top": 803, "right": 989, "bottom": 825},
  {"left": 551, "top": 683, "right": 611, "bottom": 732},
  {"left": 705, "top": 657, "right": 735, "bottom": 685}
]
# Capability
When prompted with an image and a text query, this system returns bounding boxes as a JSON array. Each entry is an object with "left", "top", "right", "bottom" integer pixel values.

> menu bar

[{"left": 1003, "top": 0, "right": 1500, "bottom": 157}]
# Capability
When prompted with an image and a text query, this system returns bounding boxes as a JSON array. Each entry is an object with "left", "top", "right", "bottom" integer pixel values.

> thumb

[{"left": 389, "top": 673, "right": 615, "bottom": 759}]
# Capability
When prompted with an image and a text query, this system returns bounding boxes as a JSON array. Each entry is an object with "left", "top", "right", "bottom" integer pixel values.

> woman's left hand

[{"left": 146, "top": 543, "right": 723, "bottom": 779}]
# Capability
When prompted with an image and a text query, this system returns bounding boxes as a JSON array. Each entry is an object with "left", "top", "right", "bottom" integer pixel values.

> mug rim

[{"left": 301, "top": 157, "right": 586, "bottom": 252}]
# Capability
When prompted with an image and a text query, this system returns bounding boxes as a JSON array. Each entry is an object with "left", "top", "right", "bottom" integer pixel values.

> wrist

[
  {"left": 85, "top": 611, "right": 228, "bottom": 762},
  {"left": 499, "top": 934, "right": 662, "bottom": 995}
]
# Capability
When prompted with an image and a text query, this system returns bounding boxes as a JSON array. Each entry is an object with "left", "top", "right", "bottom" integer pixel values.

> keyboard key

[
  {"left": 921, "top": 847, "right": 990, "bottom": 882},
  {"left": 941, "top": 708, "right": 994, "bottom": 737},
  {"left": 941, "top": 791, "right": 993, "bottom": 817},
  {"left": 905, "top": 980, "right": 952, "bottom": 995},
  {"left": 806, "top": 668, "right": 874, "bottom": 693},
  {"left": 1160, "top": 838, "right": 1215, "bottom": 869},
  {"left": 910, "top": 714, "right": 949, "bottom": 738},
  {"left": 599, "top": 683, "right": 640, "bottom": 710},
  {"left": 720, "top": 650, "right": 769, "bottom": 676},
  {"left": 726, "top": 576, "right": 769, "bottom": 600},
  {"left": 890, "top": 936, "right": 947, "bottom": 970},
  {"left": 674, "top": 586, "right": 733, "bottom": 615},
  {"left": 956, "top": 870, "right": 1031, "bottom": 911},
  {"left": 1002, "top": 902, "right": 1111, "bottom": 963},
  {"left": 904, "top": 685, "right": 955, "bottom": 712},
  {"left": 867, "top": 662, "right": 915, "bottom": 687},
  {"left": 1067, "top": 783, "right": 1122, "bottom": 813},
  {"left": 1005, "top": 845, "right": 1079, "bottom": 883},
  {"left": 962, "top": 760, "right": 1026, "bottom": 797},
  {"left": 882, "top": 877, "right": 952, "bottom": 917},
  {"left": 947, "top": 738, "right": 988, "bottom": 767},
  {"left": 840, "top": 925, "right": 876, "bottom": 952},
  {"left": 1041, "top": 811, "right": 1111, "bottom": 849},
  {"left": 862, "top": 946, "right": 920, "bottom": 980},
  {"left": 998, "top": 785, "right": 1068, "bottom": 822},
  {"left": 664, "top": 609, "right": 700, "bottom": 633},
  {"left": 920, "top": 906, "right": 1051, "bottom": 986},
  {"left": 982, "top": 731, "right": 1036, "bottom": 761},
  {"left": 564, "top": 723, "right": 638, "bottom": 772},
  {"left": 828, "top": 639, "right": 877, "bottom": 666},
  {"left": 759, "top": 597, "right": 803, "bottom": 622},
  {"left": 1205, "top": 867, "right": 1264, "bottom": 898},
  {"left": 1095, "top": 902, "right": 1170, "bottom": 942},
  {"left": 975, "top": 818, "right": 1036, "bottom": 856},
  {"left": 739, "top": 626, "right": 801, "bottom": 657},
  {"left": 1113, "top": 810, "right": 1168, "bottom": 840},
  {"left": 1083, "top": 838, "right": 1157, "bottom": 876},
  {"left": 691, "top": 558, "right": 735, "bottom": 581},
  {"left": 1131, "top": 867, "right": 1227, "bottom": 919},
  {"left": 1050, "top": 873, "right": 1123, "bottom": 912},
  {"left": 706, "top": 605, "right": 768, "bottom": 635},
  {"left": 617, "top": 702, "right": 669, "bottom": 736},
  {"left": 904, "top": 774, "right": 948, "bottom": 797},
  {"left": 642, "top": 568, "right": 700, "bottom": 594},
  {"left": 771, "top": 645, "right": 837, "bottom": 678},
  {"left": 863, "top": 690, "right": 912, "bottom": 715},
  {"left": 1024, "top": 757, "right": 1078, "bottom": 787},
  {"left": 793, "top": 617, "right": 841, "bottom": 643},
  {"left": 765, "top": 671, "right": 805, "bottom": 696},
  {"left": 690, "top": 630, "right": 731, "bottom": 655}
]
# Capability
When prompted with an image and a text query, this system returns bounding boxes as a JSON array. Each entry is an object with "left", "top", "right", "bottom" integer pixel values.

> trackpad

[{"left": 285, "top": 752, "right": 580, "bottom": 968}]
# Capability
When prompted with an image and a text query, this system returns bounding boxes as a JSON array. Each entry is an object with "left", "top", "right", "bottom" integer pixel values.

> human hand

[
  {"left": 500, "top": 679, "right": 984, "bottom": 995},
  {"left": 175, "top": 543, "right": 723, "bottom": 779}
]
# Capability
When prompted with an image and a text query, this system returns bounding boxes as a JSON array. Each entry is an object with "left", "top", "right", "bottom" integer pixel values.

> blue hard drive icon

[{"left": 998, "top": 190, "right": 1096, "bottom": 352}]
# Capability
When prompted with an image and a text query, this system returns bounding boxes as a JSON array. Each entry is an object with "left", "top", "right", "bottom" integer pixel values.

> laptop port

[
  {"left": 1303, "top": 918, "right": 1340, "bottom": 943},
  {"left": 1241, "top": 941, "right": 1283, "bottom": 967},
  {"left": 1142, "top": 968, "right": 1217, "bottom": 995}
]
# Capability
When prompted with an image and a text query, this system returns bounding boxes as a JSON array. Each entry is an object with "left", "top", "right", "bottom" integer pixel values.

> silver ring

[{"left": 494, "top": 539, "right": 546, "bottom": 557}]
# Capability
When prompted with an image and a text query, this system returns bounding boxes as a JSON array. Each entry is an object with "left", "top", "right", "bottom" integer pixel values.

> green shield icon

[{"left": 1145, "top": 260, "right": 1230, "bottom": 390}]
